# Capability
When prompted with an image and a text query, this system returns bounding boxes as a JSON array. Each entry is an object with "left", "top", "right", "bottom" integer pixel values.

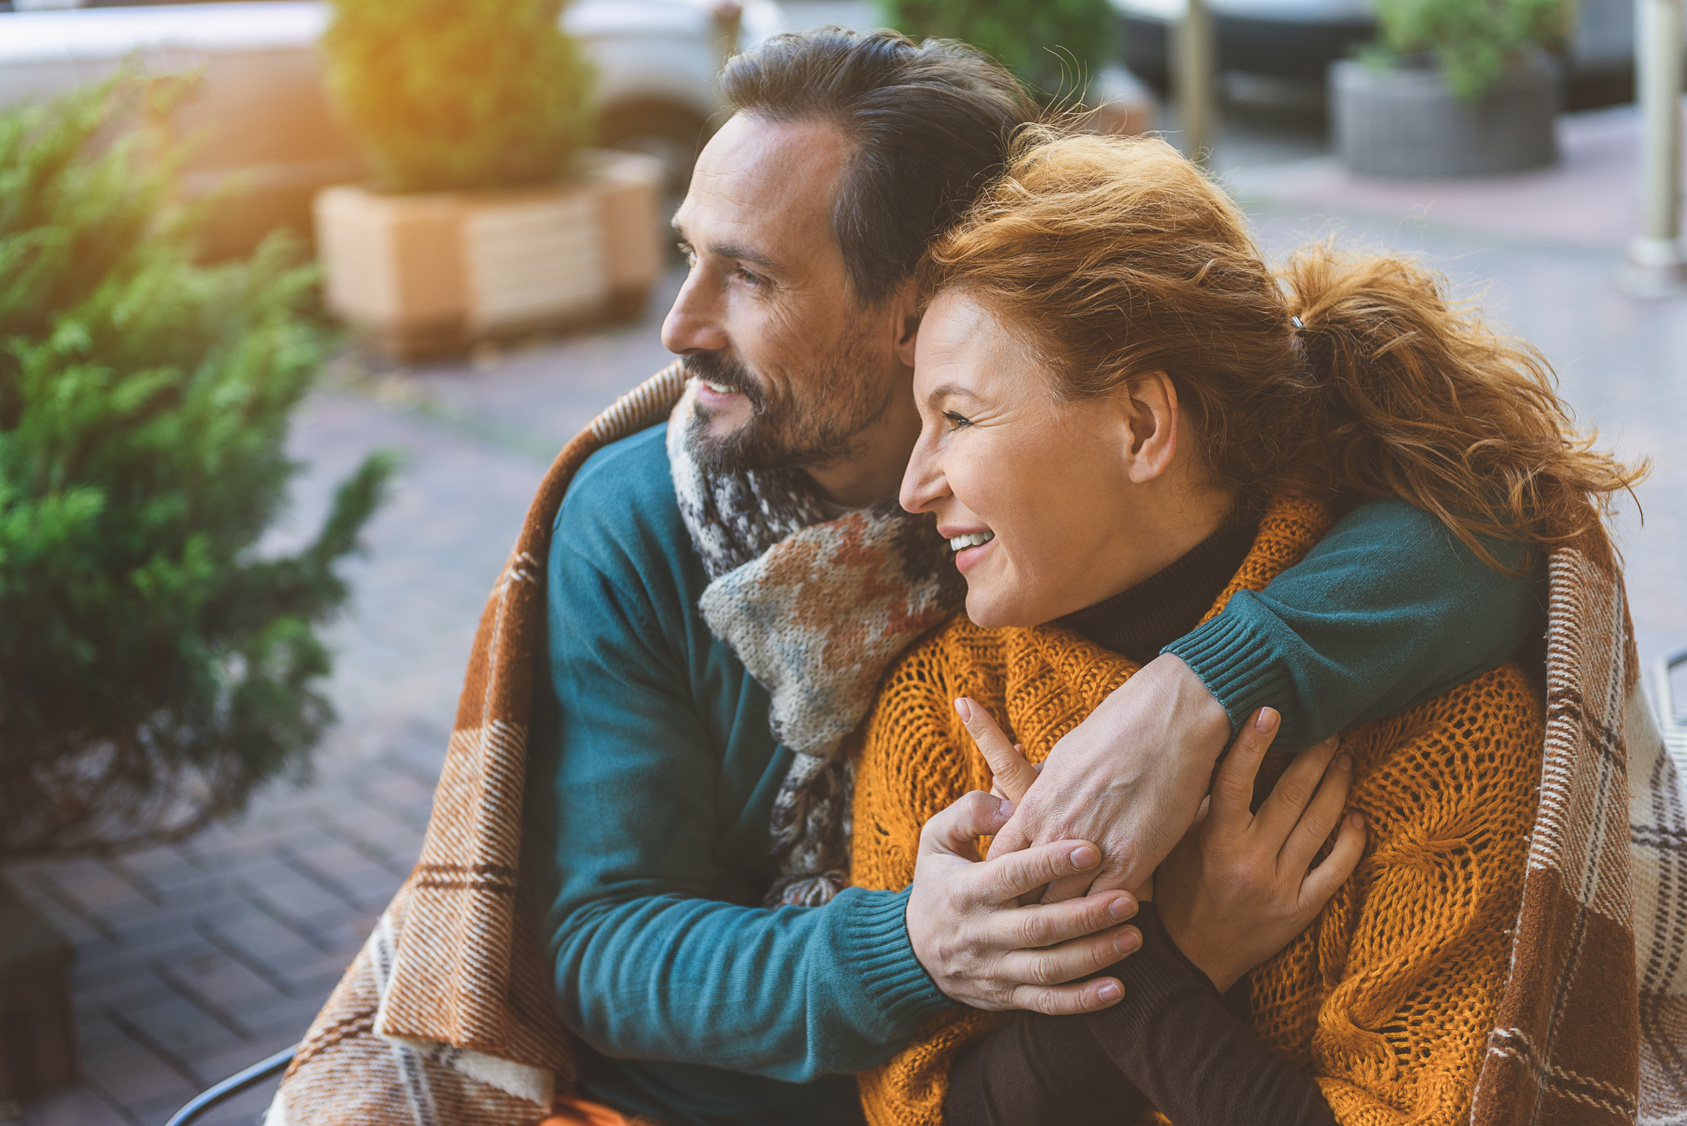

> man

[{"left": 525, "top": 27, "right": 1543, "bottom": 1126}]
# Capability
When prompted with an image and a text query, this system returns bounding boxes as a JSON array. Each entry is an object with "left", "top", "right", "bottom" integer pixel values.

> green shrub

[
  {"left": 879, "top": 0, "right": 1115, "bottom": 100},
  {"left": 0, "top": 78, "right": 394, "bottom": 857},
  {"left": 1369, "top": 0, "right": 1568, "bottom": 102},
  {"left": 322, "top": 0, "right": 595, "bottom": 193}
]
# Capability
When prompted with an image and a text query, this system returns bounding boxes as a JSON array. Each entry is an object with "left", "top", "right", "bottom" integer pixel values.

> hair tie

[{"left": 1291, "top": 315, "right": 1305, "bottom": 329}]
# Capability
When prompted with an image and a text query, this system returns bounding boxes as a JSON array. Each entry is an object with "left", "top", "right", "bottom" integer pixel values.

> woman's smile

[{"left": 941, "top": 527, "right": 997, "bottom": 573}]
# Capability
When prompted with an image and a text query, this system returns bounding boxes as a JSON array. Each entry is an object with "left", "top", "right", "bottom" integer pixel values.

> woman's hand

[
  {"left": 906, "top": 708, "right": 1143, "bottom": 1014},
  {"left": 1155, "top": 708, "right": 1366, "bottom": 993}
]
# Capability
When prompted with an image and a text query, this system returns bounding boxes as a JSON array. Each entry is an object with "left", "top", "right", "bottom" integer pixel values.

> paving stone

[
  {"left": 115, "top": 991, "right": 240, "bottom": 1058},
  {"left": 160, "top": 948, "right": 288, "bottom": 1014},
  {"left": 78, "top": 1033, "right": 193, "bottom": 1108},
  {"left": 17, "top": 1086, "right": 131, "bottom": 1126}
]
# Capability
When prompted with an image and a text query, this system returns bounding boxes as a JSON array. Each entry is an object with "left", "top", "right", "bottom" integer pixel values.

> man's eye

[
  {"left": 678, "top": 244, "right": 697, "bottom": 266},
  {"left": 735, "top": 266, "right": 767, "bottom": 287},
  {"left": 942, "top": 411, "right": 972, "bottom": 430}
]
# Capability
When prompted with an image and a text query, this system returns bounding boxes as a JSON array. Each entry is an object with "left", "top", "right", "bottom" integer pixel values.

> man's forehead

[{"left": 676, "top": 114, "right": 850, "bottom": 246}]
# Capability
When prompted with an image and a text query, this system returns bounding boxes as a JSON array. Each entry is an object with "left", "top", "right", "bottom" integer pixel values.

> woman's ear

[{"left": 1118, "top": 371, "right": 1179, "bottom": 483}]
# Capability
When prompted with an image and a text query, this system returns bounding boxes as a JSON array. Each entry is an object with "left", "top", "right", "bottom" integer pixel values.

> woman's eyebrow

[{"left": 926, "top": 383, "right": 979, "bottom": 406}]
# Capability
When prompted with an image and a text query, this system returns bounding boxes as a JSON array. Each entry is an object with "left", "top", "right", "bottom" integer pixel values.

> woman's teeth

[
  {"left": 948, "top": 531, "right": 994, "bottom": 552},
  {"left": 701, "top": 380, "right": 735, "bottom": 395}
]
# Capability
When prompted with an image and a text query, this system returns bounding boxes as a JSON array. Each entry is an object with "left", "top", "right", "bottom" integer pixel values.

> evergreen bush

[
  {"left": 0, "top": 78, "right": 394, "bottom": 857},
  {"left": 879, "top": 0, "right": 1115, "bottom": 100},
  {"left": 322, "top": 0, "right": 595, "bottom": 193},
  {"left": 1369, "top": 0, "right": 1567, "bottom": 101}
]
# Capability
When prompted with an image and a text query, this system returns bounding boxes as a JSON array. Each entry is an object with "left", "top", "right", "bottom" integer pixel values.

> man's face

[{"left": 662, "top": 114, "right": 911, "bottom": 477}]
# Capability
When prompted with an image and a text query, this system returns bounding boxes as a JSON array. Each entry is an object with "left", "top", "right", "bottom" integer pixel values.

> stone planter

[
  {"left": 314, "top": 149, "right": 664, "bottom": 359},
  {"left": 1330, "top": 52, "right": 1561, "bottom": 177}
]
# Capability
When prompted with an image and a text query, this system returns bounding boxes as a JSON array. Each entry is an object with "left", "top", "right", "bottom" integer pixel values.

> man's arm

[
  {"left": 526, "top": 529, "right": 949, "bottom": 1082},
  {"left": 990, "top": 497, "right": 1546, "bottom": 898}
]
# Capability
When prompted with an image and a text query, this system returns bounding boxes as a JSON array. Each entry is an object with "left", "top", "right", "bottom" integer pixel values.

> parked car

[
  {"left": 1110, "top": 0, "right": 1637, "bottom": 108},
  {"left": 0, "top": 0, "right": 786, "bottom": 254}
]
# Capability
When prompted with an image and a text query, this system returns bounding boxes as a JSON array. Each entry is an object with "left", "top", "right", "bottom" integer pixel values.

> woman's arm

[
  {"left": 945, "top": 904, "right": 1335, "bottom": 1126},
  {"left": 938, "top": 707, "right": 1362, "bottom": 1126}
]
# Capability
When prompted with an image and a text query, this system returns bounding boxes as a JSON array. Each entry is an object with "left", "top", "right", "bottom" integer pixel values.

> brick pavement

[{"left": 7, "top": 101, "right": 1686, "bottom": 1126}]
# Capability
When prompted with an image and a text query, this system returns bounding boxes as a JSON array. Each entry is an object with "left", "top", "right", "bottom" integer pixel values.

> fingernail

[
  {"left": 1348, "top": 812, "right": 1365, "bottom": 829},
  {"left": 1335, "top": 753, "right": 1352, "bottom": 771},
  {"left": 997, "top": 797, "right": 1015, "bottom": 818},
  {"left": 1070, "top": 845, "right": 1099, "bottom": 869},
  {"left": 1097, "top": 981, "right": 1123, "bottom": 1002},
  {"left": 1108, "top": 895, "right": 1136, "bottom": 921},
  {"left": 1255, "top": 708, "right": 1278, "bottom": 733},
  {"left": 954, "top": 698, "right": 972, "bottom": 722},
  {"left": 1114, "top": 928, "right": 1141, "bottom": 955}
]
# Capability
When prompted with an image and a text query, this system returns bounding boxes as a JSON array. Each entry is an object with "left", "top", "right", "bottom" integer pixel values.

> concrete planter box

[
  {"left": 314, "top": 149, "right": 664, "bottom": 359},
  {"left": 1331, "top": 53, "right": 1561, "bottom": 177}
]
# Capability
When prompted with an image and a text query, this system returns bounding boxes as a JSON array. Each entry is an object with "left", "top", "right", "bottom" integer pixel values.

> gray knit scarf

[{"left": 666, "top": 381, "right": 965, "bottom": 906}]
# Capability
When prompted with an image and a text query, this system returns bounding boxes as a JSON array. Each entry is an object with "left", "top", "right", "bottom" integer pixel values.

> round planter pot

[{"left": 1330, "top": 53, "right": 1561, "bottom": 177}]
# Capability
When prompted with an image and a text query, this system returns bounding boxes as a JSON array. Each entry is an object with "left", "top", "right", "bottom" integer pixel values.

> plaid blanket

[{"left": 266, "top": 370, "right": 1687, "bottom": 1126}]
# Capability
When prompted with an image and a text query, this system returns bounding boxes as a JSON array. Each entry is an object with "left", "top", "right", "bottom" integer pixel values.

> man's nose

[
  {"left": 899, "top": 432, "right": 948, "bottom": 515},
  {"left": 661, "top": 267, "right": 729, "bottom": 356}
]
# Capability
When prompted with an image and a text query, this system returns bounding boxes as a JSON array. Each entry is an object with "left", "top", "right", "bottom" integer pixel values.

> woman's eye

[{"left": 942, "top": 411, "right": 972, "bottom": 431}]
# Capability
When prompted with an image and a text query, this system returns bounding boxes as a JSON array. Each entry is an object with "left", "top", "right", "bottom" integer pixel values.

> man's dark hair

[{"left": 720, "top": 27, "right": 1038, "bottom": 306}]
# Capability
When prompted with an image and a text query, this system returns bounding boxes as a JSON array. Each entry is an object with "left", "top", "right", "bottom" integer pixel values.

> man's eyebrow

[
  {"left": 670, "top": 223, "right": 780, "bottom": 271},
  {"left": 707, "top": 241, "right": 781, "bottom": 272}
]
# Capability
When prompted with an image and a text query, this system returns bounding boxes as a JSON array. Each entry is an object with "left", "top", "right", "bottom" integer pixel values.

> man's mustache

[{"left": 683, "top": 352, "right": 764, "bottom": 408}]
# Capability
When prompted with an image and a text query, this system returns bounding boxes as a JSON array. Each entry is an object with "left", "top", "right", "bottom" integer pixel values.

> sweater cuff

[
  {"left": 1163, "top": 609, "right": 1301, "bottom": 743},
  {"left": 837, "top": 886, "right": 954, "bottom": 1031}
]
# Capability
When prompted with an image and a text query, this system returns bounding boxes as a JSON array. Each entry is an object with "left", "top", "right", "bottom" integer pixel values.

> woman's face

[{"left": 900, "top": 290, "right": 1223, "bottom": 629}]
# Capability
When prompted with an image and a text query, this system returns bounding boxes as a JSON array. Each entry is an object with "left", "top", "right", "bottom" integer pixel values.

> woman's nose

[
  {"left": 661, "top": 267, "right": 729, "bottom": 356},
  {"left": 899, "top": 431, "right": 948, "bottom": 515}
]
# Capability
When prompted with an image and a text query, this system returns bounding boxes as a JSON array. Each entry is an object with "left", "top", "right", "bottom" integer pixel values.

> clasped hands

[{"left": 905, "top": 654, "right": 1366, "bottom": 1013}]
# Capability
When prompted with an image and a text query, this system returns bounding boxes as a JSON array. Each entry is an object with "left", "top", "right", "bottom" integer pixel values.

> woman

[{"left": 850, "top": 130, "right": 1640, "bottom": 1126}]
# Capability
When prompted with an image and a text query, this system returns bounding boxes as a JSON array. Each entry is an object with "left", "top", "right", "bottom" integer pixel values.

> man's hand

[
  {"left": 905, "top": 790, "right": 1141, "bottom": 1014},
  {"left": 1156, "top": 710, "right": 1366, "bottom": 992},
  {"left": 983, "top": 653, "right": 1233, "bottom": 902}
]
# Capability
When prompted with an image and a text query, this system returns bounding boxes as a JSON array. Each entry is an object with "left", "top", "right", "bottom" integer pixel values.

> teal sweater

[{"left": 524, "top": 425, "right": 1545, "bottom": 1126}]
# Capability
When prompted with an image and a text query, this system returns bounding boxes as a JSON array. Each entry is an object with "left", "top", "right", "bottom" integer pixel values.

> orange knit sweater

[{"left": 850, "top": 496, "right": 1544, "bottom": 1126}]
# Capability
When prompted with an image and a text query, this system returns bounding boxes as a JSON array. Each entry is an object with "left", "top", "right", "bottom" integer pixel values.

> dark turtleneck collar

[{"left": 1056, "top": 505, "right": 1261, "bottom": 665}]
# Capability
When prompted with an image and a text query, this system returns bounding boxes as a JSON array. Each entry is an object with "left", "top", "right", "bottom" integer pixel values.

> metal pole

[
  {"left": 1176, "top": 0, "right": 1217, "bottom": 165},
  {"left": 1623, "top": 0, "right": 1687, "bottom": 294}
]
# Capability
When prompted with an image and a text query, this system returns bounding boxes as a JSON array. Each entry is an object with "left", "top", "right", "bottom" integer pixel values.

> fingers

[
  {"left": 997, "top": 923, "right": 1141, "bottom": 993},
  {"left": 920, "top": 790, "right": 1013, "bottom": 863},
  {"left": 1008, "top": 973, "right": 1128, "bottom": 1015},
  {"left": 1253, "top": 734, "right": 1340, "bottom": 843},
  {"left": 1298, "top": 812, "right": 1366, "bottom": 915},
  {"left": 1280, "top": 752, "right": 1355, "bottom": 875},
  {"left": 986, "top": 888, "right": 1137, "bottom": 951},
  {"left": 978, "top": 837, "right": 1103, "bottom": 902},
  {"left": 957, "top": 698, "right": 1038, "bottom": 804},
  {"left": 1210, "top": 708, "right": 1280, "bottom": 824}
]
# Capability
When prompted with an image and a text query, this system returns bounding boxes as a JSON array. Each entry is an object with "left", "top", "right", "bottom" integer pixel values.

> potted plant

[
  {"left": 879, "top": 0, "right": 1156, "bottom": 135},
  {"left": 0, "top": 76, "right": 390, "bottom": 1095},
  {"left": 313, "top": 0, "right": 665, "bottom": 358},
  {"left": 1331, "top": 0, "right": 1569, "bottom": 176}
]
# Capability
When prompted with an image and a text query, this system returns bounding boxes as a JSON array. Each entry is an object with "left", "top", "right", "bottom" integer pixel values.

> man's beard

[{"left": 683, "top": 343, "right": 889, "bottom": 477}]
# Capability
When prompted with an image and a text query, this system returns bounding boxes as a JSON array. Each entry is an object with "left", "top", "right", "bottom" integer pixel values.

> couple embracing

[{"left": 272, "top": 26, "right": 1684, "bottom": 1126}]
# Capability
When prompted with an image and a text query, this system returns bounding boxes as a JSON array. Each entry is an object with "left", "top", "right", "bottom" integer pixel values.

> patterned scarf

[{"left": 664, "top": 380, "right": 963, "bottom": 905}]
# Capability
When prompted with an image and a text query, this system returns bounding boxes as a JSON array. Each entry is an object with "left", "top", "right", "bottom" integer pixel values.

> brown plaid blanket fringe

[{"left": 267, "top": 367, "right": 1687, "bottom": 1126}]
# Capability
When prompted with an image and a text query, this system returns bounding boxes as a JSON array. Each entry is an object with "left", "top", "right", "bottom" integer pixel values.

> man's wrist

[{"left": 1144, "top": 653, "right": 1231, "bottom": 764}]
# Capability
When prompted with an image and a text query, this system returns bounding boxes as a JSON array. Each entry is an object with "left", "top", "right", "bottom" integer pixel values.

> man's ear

[
  {"left": 1118, "top": 371, "right": 1180, "bottom": 484},
  {"left": 889, "top": 279, "right": 922, "bottom": 368}
]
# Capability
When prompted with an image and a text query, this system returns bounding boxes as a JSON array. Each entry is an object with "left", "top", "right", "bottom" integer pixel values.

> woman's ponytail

[{"left": 1279, "top": 243, "right": 1643, "bottom": 570}]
